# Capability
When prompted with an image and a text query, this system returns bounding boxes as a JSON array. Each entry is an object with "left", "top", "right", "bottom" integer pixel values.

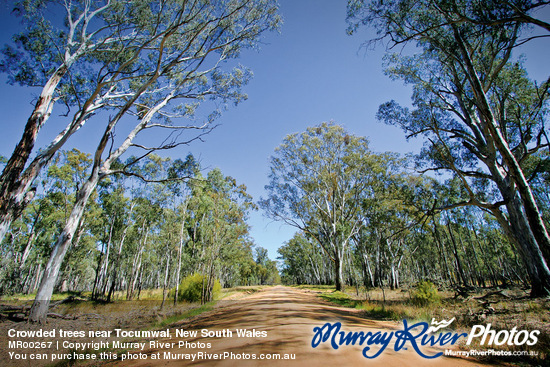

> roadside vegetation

[
  {"left": 0, "top": 3, "right": 548, "bottom": 367},
  {"left": 0, "top": 0, "right": 282, "bottom": 323},
  {"left": 299, "top": 284, "right": 549, "bottom": 365},
  {"left": 0, "top": 286, "right": 259, "bottom": 366}
]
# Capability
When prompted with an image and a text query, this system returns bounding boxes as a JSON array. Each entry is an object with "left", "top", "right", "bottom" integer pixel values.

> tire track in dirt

[{"left": 108, "top": 286, "right": 498, "bottom": 366}]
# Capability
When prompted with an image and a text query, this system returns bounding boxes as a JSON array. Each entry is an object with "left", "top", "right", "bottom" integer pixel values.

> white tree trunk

[
  {"left": 174, "top": 212, "right": 186, "bottom": 305},
  {"left": 28, "top": 170, "right": 99, "bottom": 323}
]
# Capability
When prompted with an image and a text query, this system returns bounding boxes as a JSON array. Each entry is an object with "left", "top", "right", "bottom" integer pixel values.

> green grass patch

[
  {"left": 318, "top": 291, "right": 359, "bottom": 308},
  {"left": 355, "top": 302, "right": 407, "bottom": 320},
  {"left": 293, "top": 284, "right": 336, "bottom": 291},
  {"left": 318, "top": 291, "right": 410, "bottom": 321},
  {"left": 2, "top": 291, "right": 87, "bottom": 302},
  {"left": 315, "top": 286, "right": 442, "bottom": 323},
  {"left": 155, "top": 301, "right": 215, "bottom": 328}
]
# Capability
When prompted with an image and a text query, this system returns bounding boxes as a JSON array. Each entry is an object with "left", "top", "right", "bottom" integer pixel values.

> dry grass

[
  {"left": 2, "top": 286, "right": 548, "bottom": 366},
  {"left": 0, "top": 287, "right": 250, "bottom": 367},
  {"left": 299, "top": 285, "right": 549, "bottom": 365}
]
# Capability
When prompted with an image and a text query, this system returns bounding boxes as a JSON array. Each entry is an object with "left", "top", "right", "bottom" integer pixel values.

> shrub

[
  {"left": 411, "top": 281, "right": 441, "bottom": 306},
  {"left": 176, "top": 273, "right": 221, "bottom": 302}
]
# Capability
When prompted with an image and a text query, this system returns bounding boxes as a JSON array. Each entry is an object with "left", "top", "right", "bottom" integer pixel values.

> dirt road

[{"left": 109, "top": 286, "right": 495, "bottom": 367}]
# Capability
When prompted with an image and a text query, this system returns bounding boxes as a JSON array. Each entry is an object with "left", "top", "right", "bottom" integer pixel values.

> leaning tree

[
  {"left": 27, "top": 0, "right": 280, "bottom": 322},
  {"left": 347, "top": 0, "right": 550, "bottom": 296}
]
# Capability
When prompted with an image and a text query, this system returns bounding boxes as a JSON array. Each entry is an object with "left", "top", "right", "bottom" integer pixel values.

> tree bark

[
  {"left": 499, "top": 194, "right": 550, "bottom": 297},
  {"left": 334, "top": 250, "right": 344, "bottom": 291},
  {"left": 445, "top": 220, "right": 469, "bottom": 287},
  {"left": 28, "top": 168, "right": 99, "bottom": 323},
  {"left": 92, "top": 220, "right": 114, "bottom": 300},
  {"left": 0, "top": 66, "right": 67, "bottom": 243},
  {"left": 174, "top": 203, "right": 188, "bottom": 305},
  {"left": 362, "top": 253, "right": 375, "bottom": 288},
  {"left": 453, "top": 25, "right": 550, "bottom": 264},
  {"left": 487, "top": 161, "right": 550, "bottom": 296},
  {"left": 432, "top": 217, "right": 453, "bottom": 284},
  {"left": 160, "top": 255, "right": 171, "bottom": 310},
  {"left": 106, "top": 219, "right": 131, "bottom": 302}
]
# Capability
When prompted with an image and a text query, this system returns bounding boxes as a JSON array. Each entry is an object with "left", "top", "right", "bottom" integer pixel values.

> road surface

[{"left": 108, "top": 286, "right": 496, "bottom": 367}]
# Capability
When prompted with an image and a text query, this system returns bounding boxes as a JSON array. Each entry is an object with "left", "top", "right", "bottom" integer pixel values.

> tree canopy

[
  {"left": 347, "top": 0, "right": 550, "bottom": 296},
  {"left": 0, "top": 0, "right": 282, "bottom": 322}
]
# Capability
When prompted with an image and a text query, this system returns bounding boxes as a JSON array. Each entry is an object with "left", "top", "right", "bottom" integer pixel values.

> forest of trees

[
  {"left": 0, "top": 0, "right": 281, "bottom": 323},
  {"left": 269, "top": 124, "right": 532, "bottom": 292},
  {"left": 0, "top": 0, "right": 549, "bottom": 326},
  {"left": 269, "top": 0, "right": 550, "bottom": 296},
  {"left": 0, "top": 149, "right": 279, "bottom": 300}
]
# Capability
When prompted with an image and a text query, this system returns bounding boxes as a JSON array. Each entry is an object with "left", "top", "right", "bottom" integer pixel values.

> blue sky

[{"left": 1, "top": 1, "right": 549, "bottom": 260}]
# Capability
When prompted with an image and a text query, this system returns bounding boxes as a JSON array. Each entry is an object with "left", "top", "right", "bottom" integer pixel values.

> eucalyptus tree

[
  {"left": 124, "top": 194, "right": 163, "bottom": 300},
  {"left": 277, "top": 232, "right": 331, "bottom": 285},
  {"left": 163, "top": 155, "right": 197, "bottom": 304},
  {"left": 186, "top": 168, "right": 255, "bottom": 302},
  {"left": 0, "top": 149, "right": 94, "bottom": 293},
  {"left": 0, "top": 0, "right": 149, "bottom": 241},
  {"left": 220, "top": 239, "right": 253, "bottom": 286},
  {"left": 28, "top": 0, "right": 280, "bottom": 322},
  {"left": 252, "top": 246, "right": 279, "bottom": 285},
  {"left": 0, "top": 0, "right": 282, "bottom": 244},
  {"left": 348, "top": 0, "right": 550, "bottom": 296},
  {"left": 90, "top": 170, "right": 129, "bottom": 300},
  {"left": 354, "top": 169, "right": 425, "bottom": 290},
  {"left": 261, "top": 123, "right": 384, "bottom": 291}
]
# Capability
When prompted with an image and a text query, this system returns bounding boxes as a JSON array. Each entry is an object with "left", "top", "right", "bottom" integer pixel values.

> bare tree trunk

[
  {"left": 334, "top": 249, "right": 344, "bottom": 291},
  {"left": 92, "top": 220, "right": 114, "bottom": 300},
  {"left": 128, "top": 230, "right": 146, "bottom": 300},
  {"left": 486, "top": 160, "right": 550, "bottom": 296},
  {"left": 362, "top": 253, "right": 375, "bottom": 288},
  {"left": 160, "top": 255, "right": 171, "bottom": 310},
  {"left": 28, "top": 169, "right": 99, "bottom": 323},
  {"left": 30, "top": 263, "right": 42, "bottom": 294},
  {"left": 19, "top": 213, "right": 40, "bottom": 270},
  {"left": 174, "top": 208, "right": 187, "bottom": 305},
  {"left": 445, "top": 219, "right": 469, "bottom": 287},
  {"left": 432, "top": 216, "right": 453, "bottom": 285},
  {"left": 496, "top": 194, "right": 550, "bottom": 296},
  {"left": 0, "top": 66, "right": 68, "bottom": 243},
  {"left": 465, "top": 222, "right": 486, "bottom": 287},
  {"left": 106, "top": 218, "right": 131, "bottom": 302},
  {"left": 20, "top": 267, "right": 33, "bottom": 294},
  {"left": 309, "top": 255, "right": 321, "bottom": 285}
]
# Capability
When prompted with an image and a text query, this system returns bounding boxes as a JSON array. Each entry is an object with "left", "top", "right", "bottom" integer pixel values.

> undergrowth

[{"left": 309, "top": 284, "right": 549, "bottom": 365}]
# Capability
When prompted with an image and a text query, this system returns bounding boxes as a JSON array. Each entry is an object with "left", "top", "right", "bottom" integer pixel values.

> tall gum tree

[
  {"left": 0, "top": 0, "right": 144, "bottom": 241},
  {"left": 0, "top": 0, "right": 282, "bottom": 244},
  {"left": 261, "top": 123, "right": 390, "bottom": 291},
  {"left": 28, "top": 0, "right": 281, "bottom": 323},
  {"left": 347, "top": 0, "right": 550, "bottom": 296},
  {"left": 186, "top": 168, "right": 255, "bottom": 302}
]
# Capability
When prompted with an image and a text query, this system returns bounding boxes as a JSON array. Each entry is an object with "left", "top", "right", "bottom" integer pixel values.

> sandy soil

[{"left": 107, "top": 286, "right": 498, "bottom": 367}]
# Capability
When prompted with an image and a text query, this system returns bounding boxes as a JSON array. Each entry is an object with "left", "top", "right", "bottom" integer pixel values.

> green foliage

[
  {"left": 319, "top": 291, "right": 357, "bottom": 308},
  {"left": 176, "top": 273, "right": 221, "bottom": 303},
  {"left": 278, "top": 232, "right": 332, "bottom": 285},
  {"left": 411, "top": 281, "right": 441, "bottom": 306},
  {"left": 262, "top": 123, "right": 388, "bottom": 290},
  {"left": 156, "top": 302, "right": 215, "bottom": 328},
  {"left": 346, "top": 0, "right": 550, "bottom": 297}
]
